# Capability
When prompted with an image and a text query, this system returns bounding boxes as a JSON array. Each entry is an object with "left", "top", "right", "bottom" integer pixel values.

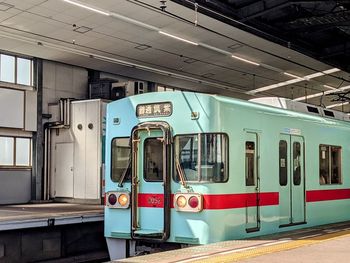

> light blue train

[{"left": 104, "top": 92, "right": 350, "bottom": 259}]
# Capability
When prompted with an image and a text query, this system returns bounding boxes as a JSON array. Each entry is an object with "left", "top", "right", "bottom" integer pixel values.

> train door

[
  {"left": 245, "top": 132, "right": 260, "bottom": 232},
  {"left": 131, "top": 122, "right": 171, "bottom": 241},
  {"left": 279, "top": 134, "right": 305, "bottom": 226}
]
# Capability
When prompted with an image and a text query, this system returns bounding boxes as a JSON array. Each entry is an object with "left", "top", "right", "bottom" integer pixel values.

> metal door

[
  {"left": 55, "top": 143, "right": 74, "bottom": 198},
  {"left": 131, "top": 122, "right": 171, "bottom": 241},
  {"left": 279, "top": 134, "right": 305, "bottom": 226},
  {"left": 245, "top": 132, "right": 260, "bottom": 232}
]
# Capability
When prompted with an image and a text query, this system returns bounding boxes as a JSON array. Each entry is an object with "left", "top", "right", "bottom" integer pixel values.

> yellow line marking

[{"left": 189, "top": 230, "right": 350, "bottom": 263}]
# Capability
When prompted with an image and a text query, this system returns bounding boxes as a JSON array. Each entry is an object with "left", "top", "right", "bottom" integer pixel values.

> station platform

[
  {"left": 116, "top": 221, "right": 350, "bottom": 263},
  {"left": 0, "top": 202, "right": 104, "bottom": 230}
]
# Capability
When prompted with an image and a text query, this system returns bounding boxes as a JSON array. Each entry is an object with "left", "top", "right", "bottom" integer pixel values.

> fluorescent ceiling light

[
  {"left": 231, "top": 55, "right": 260, "bottom": 66},
  {"left": 247, "top": 68, "right": 341, "bottom": 95},
  {"left": 63, "top": 0, "right": 110, "bottom": 16},
  {"left": 323, "top": 68, "right": 340, "bottom": 74},
  {"left": 159, "top": 31, "right": 198, "bottom": 46},
  {"left": 247, "top": 78, "right": 302, "bottom": 94},
  {"left": 284, "top": 72, "right": 303, "bottom": 80},
  {"left": 294, "top": 84, "right": 350, "bottom": 102},
  {"left": 326, "top": 102, "right": 349, "bottom": 109}
]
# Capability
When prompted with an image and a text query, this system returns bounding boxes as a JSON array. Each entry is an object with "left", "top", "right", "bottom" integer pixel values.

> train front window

[
  {"left": 111, "top": 138, "right": 131, "bottom": 183},
  {"left": 174, "top": 133, "right": 228, "bottom": 183},
  {"left": 144, "top": 138, "right": 163, "bottom": 182}
]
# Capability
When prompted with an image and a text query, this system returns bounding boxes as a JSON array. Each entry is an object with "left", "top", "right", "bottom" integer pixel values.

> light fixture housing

[
  {"left": 106, "top": 191, "right": 130, "bottom": 208},
  {"left": 174, "top": 193, "right": 203, "bottom": 212}
]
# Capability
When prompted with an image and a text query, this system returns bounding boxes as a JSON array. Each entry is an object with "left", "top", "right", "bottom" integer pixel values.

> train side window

[
  {"left": 144, "top": 138, "right": 163, "bottom": 182},
  {"left": 245, "top": 141, "right": 255, "bottom": 186},
  {"left": 319, "top": 145, "right": 342, "bottom": 185},
  {"left": 293, "top": 142, "right": 301, "bottom": 185},
  {"left": 111, "top": 138, "right": 131, "bottom": 183},
  {"left": 279, "top": 140, "right": 288, "bottom": 186}
]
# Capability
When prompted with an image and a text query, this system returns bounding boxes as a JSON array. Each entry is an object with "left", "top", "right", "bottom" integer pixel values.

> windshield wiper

[
  {"left": 175, "top": 157, "right": 188, "bottom": 189},
  {"left": 118, "top": 155, "right": 131, "bottom": 187}
]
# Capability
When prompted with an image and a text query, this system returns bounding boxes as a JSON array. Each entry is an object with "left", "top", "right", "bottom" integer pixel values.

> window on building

[
  {"left": 17, "top": 58, "right": 32, "bottom": 86},
  {"left": 245, "top": 141, "right": 255, "bottom": 186},
  {"left": 0, "top": 137, "right": 32, "bottom": 167},
  {"left": 0, "top": 137, "right": 14, "bottom": 165},
  {"left": 319, "top": 145, "right": 342, "bottom": 185},
  {"left": 16, "top": 138, "right": 31, "bottom": 166},
  {"left": 0, "top": 54, "right": 15, "bottom": 83},
  {"left": 0, "top": 53, "right": 33, "bottom": 86},
  {"left": 279, "top": 140, "right": 288, "bottom": 186}
]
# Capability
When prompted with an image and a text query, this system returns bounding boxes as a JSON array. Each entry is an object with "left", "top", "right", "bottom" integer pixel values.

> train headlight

[
  {"left": 106, "top": 192, "right": 130, "bottom": 209},
  {"left": 176, "top": 195, "right": 187, "bottom": 208},
  {"left": 118, "top": 194, "right": 129, "bottom": 207},
  {"left": 174, "top": 193, "right": 203, "bottom": 212}
]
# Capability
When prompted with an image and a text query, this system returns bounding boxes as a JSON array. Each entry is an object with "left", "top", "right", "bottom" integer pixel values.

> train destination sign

[{"left": 136, "top": 102, "right": 172, "bottom": 118}]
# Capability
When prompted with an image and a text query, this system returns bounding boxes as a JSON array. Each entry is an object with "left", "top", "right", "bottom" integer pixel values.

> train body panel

[{"left": 104, "top": 92, "right": 350, "bottom": 257}]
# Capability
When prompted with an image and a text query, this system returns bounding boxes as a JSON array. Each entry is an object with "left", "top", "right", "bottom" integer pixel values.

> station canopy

[{"left": 0, "top": 0, "right": 349, "bottom": 111}]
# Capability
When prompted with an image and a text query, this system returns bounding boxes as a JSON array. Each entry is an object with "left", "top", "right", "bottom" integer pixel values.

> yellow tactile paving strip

[{"left": 189, "top": 229, "right": 350, "bottom": 263}]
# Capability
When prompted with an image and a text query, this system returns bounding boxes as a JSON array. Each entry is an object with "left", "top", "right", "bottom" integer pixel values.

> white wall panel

[{"left": 0, "top": 88, "right": 24, "bottom": 129}]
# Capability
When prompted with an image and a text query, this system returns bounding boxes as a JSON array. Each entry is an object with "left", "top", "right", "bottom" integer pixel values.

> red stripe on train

[
  {"left": 202, "top": 192, "right": 279, "bottom": 209},
  {"left": 306, "top": 189, "right": 350, "bottom": 202},
  {"left": 138, "top": 192, "right": 279, "bottom": 209},
  {"left": 138, "top": 189, "right": 350, "bottom": 209}
]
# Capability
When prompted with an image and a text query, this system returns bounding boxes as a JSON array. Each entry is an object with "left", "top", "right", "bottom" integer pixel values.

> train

[{"left": 104, "top": 91, "right": 350, "bottom": 259}]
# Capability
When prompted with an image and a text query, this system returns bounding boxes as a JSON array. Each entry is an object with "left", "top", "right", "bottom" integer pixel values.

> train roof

[
  {"left": 249, "top": 97, "right": 350, "bottom": 122},
  {"left": 109, "top": 91, "right": 350, "bottom": 125}
]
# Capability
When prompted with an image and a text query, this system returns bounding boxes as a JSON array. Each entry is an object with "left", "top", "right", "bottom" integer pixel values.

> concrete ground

[{"left": 116, "top": 221, "right": 350, "bottom": 263}]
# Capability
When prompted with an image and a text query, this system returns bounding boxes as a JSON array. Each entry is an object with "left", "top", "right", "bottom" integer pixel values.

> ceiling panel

[{"left": 0, "top": 0, "right": 348, "bottom": 108}]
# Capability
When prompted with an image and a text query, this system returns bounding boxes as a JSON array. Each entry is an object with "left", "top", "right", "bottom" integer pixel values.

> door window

[
  {"left": 279, "top": 140, "right": 288, "bottom": 186},
  {"left": 293, "top": 142, "right": 301, "bottom": 185},
  {"left": 245, "top": 141, "right": 255, "bottom": 186},
  {"left": 144, "top": 138, "right": 163, "bottom": 182}
]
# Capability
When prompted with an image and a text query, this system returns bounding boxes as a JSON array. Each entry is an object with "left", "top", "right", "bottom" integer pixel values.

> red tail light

[
  {"left": 188, "top": 196, "right": 199, "bottom": 208},
  {"left": 108, "top": 194, "right": 117, "bottom": 205}
]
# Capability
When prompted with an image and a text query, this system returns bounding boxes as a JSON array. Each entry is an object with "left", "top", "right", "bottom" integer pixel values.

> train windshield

[
  {"left": 174, "top": 133, "right": 228, "bottom": 183},
  {"left": 111, "top": 138, "right": 131, "bottom": 183}
]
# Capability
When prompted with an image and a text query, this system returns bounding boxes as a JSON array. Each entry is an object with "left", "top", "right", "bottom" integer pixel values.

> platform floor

[
  {"left": 0, "top": 203, "right": 104, "bottom": 230},
  {"left": 116, "top": 221, "right": 350, "bottom": 263}
]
